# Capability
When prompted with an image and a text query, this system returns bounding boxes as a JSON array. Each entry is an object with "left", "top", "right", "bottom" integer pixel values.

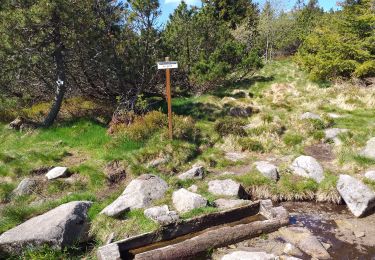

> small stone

[
  {"left": 279, "top": 227, "right": 330, "bottom": 259},
  {"left": 45, "top": 167, "right": 69, "bottom": 180},
  {"left": 12, "top": 178, "right": 38, "bottom": 196},
  {"left": 290, "top": 156, "right": 324, "bottom": 183},
  {"left": 187, "top": 184, "right": 198, "bottom": 192},
  {"left": 327, "top": 113, "right": 343, "bottom": 119},
  {"left": 254, "top": 161, "right": 279, "bottom": 181},
  {"left": 177, "top": 166, "right": 204, "bottom": 180},
  {"left": 324, "top": 128, "right": 348, "bottom": 140},
  {"left": 300, "top": 112, "right": 322, "bottom": 120},
  {"left": 365, "top": 170, "right": 375, "bottom": 181},
  {"left": 359, "top": 137, "right": 375, "bottom": 160},
  {"left": 144, "top": 205, "right": 179, "bottom": 226},
  {"left": 208, "top": 179, "right": 244, "bottom": 197},
  {"left": 172, "top": 188, "right": 207, "bottom": 213},
  {"left": 147, "top": 156, "right": 169, "bottom": 167},
  {"left": 354, "top": 231, "right": 365, "bottom": 238}
]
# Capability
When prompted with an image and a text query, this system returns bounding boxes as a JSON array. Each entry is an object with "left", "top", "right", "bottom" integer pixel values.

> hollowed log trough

[{"left": 97, "top": 200, "right": 289, "bottom": 260}]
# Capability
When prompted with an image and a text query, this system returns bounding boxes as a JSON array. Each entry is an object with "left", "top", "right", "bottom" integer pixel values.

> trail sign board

[
  {"left": 157, "top": 58, "right": 178, "bottom": 139},
  {"left": 157, "top": 61, "right": 178, "bottom": 70}
]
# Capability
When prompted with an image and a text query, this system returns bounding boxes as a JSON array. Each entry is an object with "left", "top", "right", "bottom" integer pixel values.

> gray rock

[
  {"left": 214, "top": 198, "right": 250, "bottom": 210},
  {"left": 144, "top": 205, "right": 179, "bottom": 226},
  {"left": 290, "top": 156, "right": 324, "bottom": 183},
  {"left": 300, "top": 112, "right": 322, "bottom": 120},
  {"left": 178, "top": 166, "right": 204, "bottom": 180},
  {"left": 172, "top": 188, "right": 207, "bottom": 213},
  {"left": 283, "top": 243, "right": 304, "bottom": 257},
  {"left": 101, "top": 174, "right": 168, "bottom": 217},
  {"left": 221, "top": 251, "right": 277, "bottom": 260},
  {"left": 360, "top": 137, "right": 375, "bottom": 160},
  {"left": 254, "top": 161, "right": 279, "bottom": 181},
  {"left": 279, "top": 227, "right": 330, "bottom": 259},
  {"left": 0, "top": 201, "right": 92, "bottom": 253},
  {"left": 208, "top": 179, "right": 243, "bottom": 197},
  {"left": 327, "top": 113, "right": 343, "bottom": 119},
  {"left": 260, "top": 200, "right": 289, "bottom": 220},
  {"left": 336, "top": 174, "right": 375, "bottom": 217},
  {"left": 365, "top": 170, "right": 375, "bottom": 181},
  {"left": 13, "top": 178, "right": 38, "bottom": 196},
  {"left": 147, "top": 156, "right": 169, "bottom": 168},
  {"left": 324, "top": 128, "right": 348, "bottom": 140},
  {"left": 324, "top": 128, "right": 348, "bottom": 145},
  {"left": 46, "top": 167, "right": 69, "bottom": 180},
  {"left": 280, "top": 256, "right": 302, "bottom": 260}
]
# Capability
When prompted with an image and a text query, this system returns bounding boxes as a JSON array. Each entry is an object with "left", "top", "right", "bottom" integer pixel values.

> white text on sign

[{"left": 157, "top": 61, "right": 178, "bottom": 69}]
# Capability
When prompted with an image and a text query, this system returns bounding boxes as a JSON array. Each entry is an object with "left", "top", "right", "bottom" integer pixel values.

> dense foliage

[{"left": 296, "top": 0, "right": 375, "bottom": 80}]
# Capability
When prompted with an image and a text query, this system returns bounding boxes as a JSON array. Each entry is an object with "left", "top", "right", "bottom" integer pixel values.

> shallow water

[{"left": 282, "top": 202, "right": 375, "bottom": 260}]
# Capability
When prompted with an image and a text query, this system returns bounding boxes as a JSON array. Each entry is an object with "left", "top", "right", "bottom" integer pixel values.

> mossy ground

[{"left": 1, "top": 58, "right": 375, "bottom": 258}]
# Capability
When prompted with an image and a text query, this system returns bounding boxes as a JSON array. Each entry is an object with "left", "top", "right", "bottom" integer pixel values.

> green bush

[
  {"left": 283, "top": 132, "right": 303, "bottom": 146},
  {"left": 239, "top": 137, "right": 264, "bottom": 152},
  {"left": 214, "top": 118, "right": 246, "bottom": 137}
]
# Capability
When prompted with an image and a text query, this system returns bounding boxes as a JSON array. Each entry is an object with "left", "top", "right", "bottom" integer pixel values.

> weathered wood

[
  {"left": 97, "top": 202, "right": 260, "bottom": 260},
  {"left": 134, "top": 217, "right": 289, "bottom": 260}
]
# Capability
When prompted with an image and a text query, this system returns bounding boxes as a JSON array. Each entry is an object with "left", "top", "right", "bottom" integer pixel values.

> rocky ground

[{"left": 1, "top": 60, "right": 375, "bottom": 258}]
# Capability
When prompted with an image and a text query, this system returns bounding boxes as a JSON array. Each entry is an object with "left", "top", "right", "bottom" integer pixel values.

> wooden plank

[
  {"left": 97, "top": 202, "right": 260, "bottom": 260},
  {"left": 134, "top": 218, "right": 289, "bottom": 260}
]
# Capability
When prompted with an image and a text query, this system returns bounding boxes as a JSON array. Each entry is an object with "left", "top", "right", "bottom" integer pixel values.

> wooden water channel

[{"left": 97, "top": 200, "right": 289, "bottom": 260}]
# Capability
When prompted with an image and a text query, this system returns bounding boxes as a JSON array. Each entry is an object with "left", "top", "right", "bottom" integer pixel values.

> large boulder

[
  {"left": 360, "top": 137, "right": 375, "bottom": 160},
  {"left": 177, "top": 166, "right": 204, "bottom": 180},
  {"left": 144, "top": 205, "right": 179, "bottom": 226},
  {"left": 221, "top": 251, "right": 277, "bottom": 260},
  {"left": 101, "top": 174, "right": 168, "bottom": 217},
  {"left": 172, "top": 188, "right": 207, "bottom": 213},
  {"left": 208, "top": 179, "right": 245, "bottom": 197},
  {"left": 336, "top": 174, "right": 375, "bottom": 217},
  {"left": 45, "top": 167, "right": 69, "bottom": 180},
  {"left": 253, "top": 161, "right": 279, "bottom": 181},
  {"left": 0, "top": 201, "right": 92, "bottom": 254},
  {"left": 279, "top": 227, "right": 330, "bottom": 259},
  {"left": 290, "top": 156, "right": 324, "bottom": 183},
  {"left": 12, "top": 178, "right": 38, "bottom": 196}
]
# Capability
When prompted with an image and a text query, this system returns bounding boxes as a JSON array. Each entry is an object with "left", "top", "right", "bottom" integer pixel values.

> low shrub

[
  {"left": 214, "top": 118, "right": 246, "bottom": 137},
  {"left": 239, "top": 137, "right": 264, "bottom": 152},
  {"left": 283, "top": 132, "right": 303, "bottom": 146}
]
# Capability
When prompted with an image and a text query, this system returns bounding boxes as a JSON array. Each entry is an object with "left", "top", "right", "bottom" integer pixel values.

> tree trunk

[{"left": 43, "top": 11, "right": 66, "bottom": 127}]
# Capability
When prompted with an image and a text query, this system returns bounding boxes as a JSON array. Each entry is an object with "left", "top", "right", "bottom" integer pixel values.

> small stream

[{"left": 281, "top": 202, "right": 375, "bottom": 260}]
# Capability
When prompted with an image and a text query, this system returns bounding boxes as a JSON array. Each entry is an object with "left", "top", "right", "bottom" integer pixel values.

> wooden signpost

[{"left": 157, "top": 57, "right": 178, "bottom": 139}]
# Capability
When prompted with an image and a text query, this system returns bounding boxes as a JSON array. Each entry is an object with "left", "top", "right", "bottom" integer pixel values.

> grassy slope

[{"left": 1, "top": 58, "right": 375, "bottom": 258}]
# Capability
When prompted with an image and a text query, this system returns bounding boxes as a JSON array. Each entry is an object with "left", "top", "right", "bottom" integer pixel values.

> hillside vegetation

[{"left": 1, "top": 59, "right": 375, "bottom": 258}]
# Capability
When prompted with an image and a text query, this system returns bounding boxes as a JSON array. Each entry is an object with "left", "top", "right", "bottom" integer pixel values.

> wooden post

[{"left": 165, "top": 57, "right": 173, "bottom": 139}]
